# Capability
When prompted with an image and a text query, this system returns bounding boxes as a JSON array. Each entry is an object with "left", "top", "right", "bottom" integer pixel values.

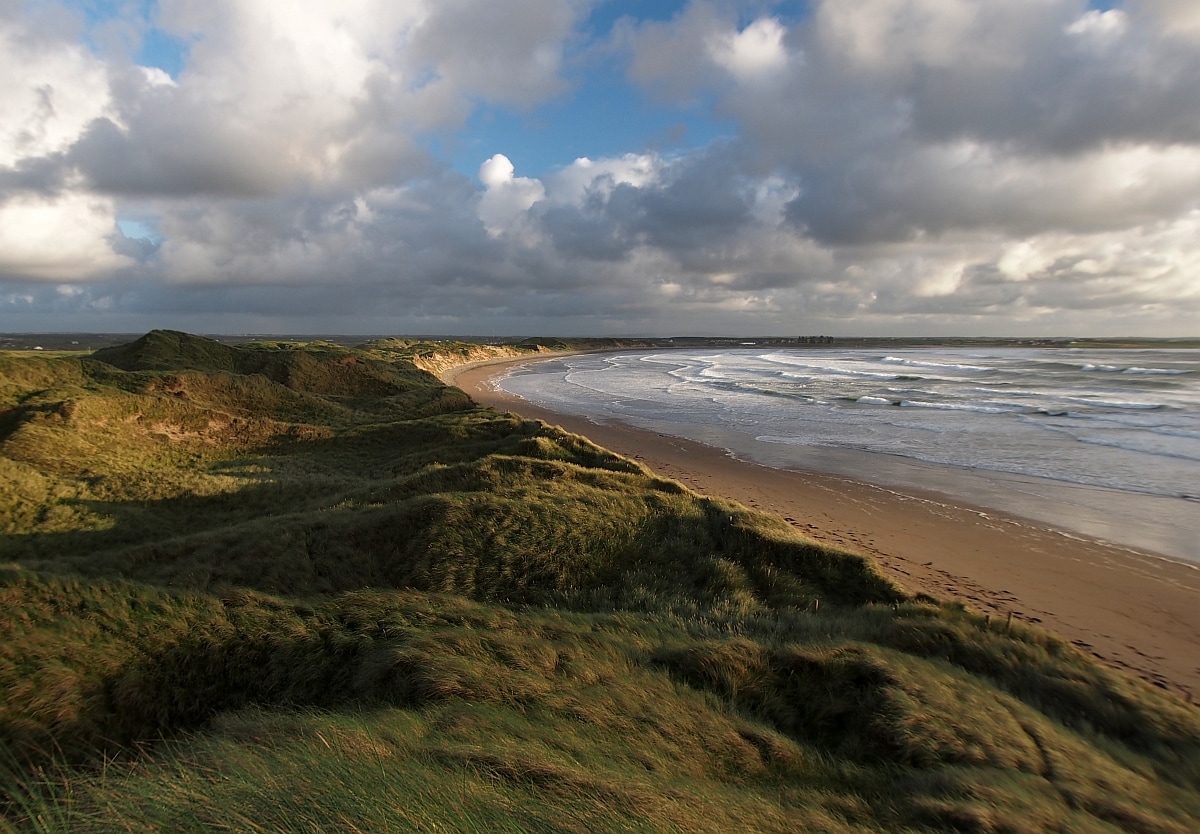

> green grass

[{"left": 2, "top": 330, "right": 1199, "bottom": 832}]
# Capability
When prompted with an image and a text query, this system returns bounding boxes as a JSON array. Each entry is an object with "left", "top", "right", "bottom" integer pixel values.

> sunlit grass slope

[{"left": 3, "top": 330, "right": 1199, "bottom": 833}]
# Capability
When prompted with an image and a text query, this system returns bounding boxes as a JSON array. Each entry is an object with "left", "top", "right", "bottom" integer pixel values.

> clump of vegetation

[{"left": 2, "top": 330, "right": 1198, "bottom": 833}]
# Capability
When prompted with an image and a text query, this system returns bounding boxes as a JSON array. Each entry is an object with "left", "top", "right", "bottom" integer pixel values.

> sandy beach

[{"left": 444, "top": 354, "right": 1200, "bottom": 701}]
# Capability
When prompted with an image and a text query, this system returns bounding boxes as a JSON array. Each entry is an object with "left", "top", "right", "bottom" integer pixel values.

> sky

[{"left": 2, "top": 0, "right": 1199, "bottom": 337}]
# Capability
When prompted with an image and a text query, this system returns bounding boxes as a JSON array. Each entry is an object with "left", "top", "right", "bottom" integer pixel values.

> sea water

[{"left": 495, "top": 347, "right": 1200, "bottom": 563}]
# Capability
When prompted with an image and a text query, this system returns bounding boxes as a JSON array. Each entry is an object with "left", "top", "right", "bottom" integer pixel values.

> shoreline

[{"left": 445, "top": 353, "right": 1200, "bottom": 701}]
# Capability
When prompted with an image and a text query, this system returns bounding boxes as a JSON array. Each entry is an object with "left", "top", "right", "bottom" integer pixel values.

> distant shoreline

[
  {"left": 4, "top": 331, "right": 1200, "bottom": 354},
  {"left": 446, "top": 351, "right": 1200, "bottom": 702}
]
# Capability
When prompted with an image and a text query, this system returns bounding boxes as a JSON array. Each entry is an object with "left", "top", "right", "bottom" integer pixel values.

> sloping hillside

[{"left": 2, "top": 333, "right": 1198, "bottom": 833}]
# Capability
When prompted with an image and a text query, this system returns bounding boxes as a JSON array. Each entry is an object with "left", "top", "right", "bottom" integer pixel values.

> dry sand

[{"left": 443, "top": 354, "right": 1200, "bottom": 702}]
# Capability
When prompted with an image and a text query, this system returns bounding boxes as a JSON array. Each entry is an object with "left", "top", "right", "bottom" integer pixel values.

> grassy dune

[{"left": 2, "top": 330, "right": 1199, "bottom": 833}]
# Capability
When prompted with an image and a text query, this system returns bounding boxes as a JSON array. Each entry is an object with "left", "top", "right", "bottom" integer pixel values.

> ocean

[{"left": 494, "top": 347, "right": 1200, "bottom": 564}]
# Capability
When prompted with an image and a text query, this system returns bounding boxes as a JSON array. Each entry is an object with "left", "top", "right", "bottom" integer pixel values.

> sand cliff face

[{"left": 410, "top": 345, "right": 542, "bottom": 381}]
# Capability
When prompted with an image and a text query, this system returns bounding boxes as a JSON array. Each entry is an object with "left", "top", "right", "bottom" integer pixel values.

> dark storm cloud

[
  {"left": 0, "top": 154, "right": 68, "bottom": 199},
  {"left": 69, "top": 116, "right": 288, "bottom": 198},
  {"left": 541, "top": 147, "right": 755, "bottom": 262}
]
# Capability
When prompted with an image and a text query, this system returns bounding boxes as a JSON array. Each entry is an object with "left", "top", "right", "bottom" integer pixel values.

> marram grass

[{"left": 2, "top": 330, "right": 1199, "bottom": 833}]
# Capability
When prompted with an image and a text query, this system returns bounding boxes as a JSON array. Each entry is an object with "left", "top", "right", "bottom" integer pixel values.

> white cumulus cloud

[
  {"left": 0, "top": 193, "right": 132, "bottom": 281},
  {"left": 0, "top": 21, "right": 112, "bottom": 167},
  {"left": 477, "top": 154, "right": 545, "bottom": 237},
  {"left": 710, "top": 17, "right": 789, "bottom": 82}
]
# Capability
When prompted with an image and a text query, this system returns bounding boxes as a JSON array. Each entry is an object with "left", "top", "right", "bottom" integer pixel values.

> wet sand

[{"left": 443, "top": 355, "right": 1200, "bottom": 701}]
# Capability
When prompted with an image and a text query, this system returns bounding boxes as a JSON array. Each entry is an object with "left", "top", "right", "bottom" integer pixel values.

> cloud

[
  {"left": 1066, "top": 8, "right": 1129, "bottom": 43},
  {"left": 603, "top": 0, "right": 1200, "bottom": 332},
  {"left": 786, "top": 141, "right": 1200, "bottom": 244},
  {"left": 2, "top": 0, "right": 1200, "bottom": 336},
  {"left": 1133, "top": 0, "right": 1200, "bottom": 41},
  {"left": 0, "top": 11, "right": 111, "bottom": 169},
  {"left": 404, "top": 0, "right": 582, "bottom": 110},
  {"left": 0, "top": 0, "right": 584, "bottom": 283},
  {"left": 76, "top": 1, "right": 436, "bottom": 197},
  {"left": 0, "top": 193, "right": 132, "bottom": 281},
  {"left": 0, "top": 9, "right": 130, "bottom": 281},
  {"left": 621, "top": 1, "right": 725, "bottom": 99},
  {"left": 7, "top": 0, "right": 589, "bottom": 204},
  {"left": 545, "top": 153, "right": 662, "bottom": 204},
  {"left": 807, "top": 0, "right": 1200, "bottom": 153},
  {"left": 709, "top": 17, "right": 789, "bottom": 82},
  {"left": 476, "top": 154, "right": 546, "bottom": 237}
]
